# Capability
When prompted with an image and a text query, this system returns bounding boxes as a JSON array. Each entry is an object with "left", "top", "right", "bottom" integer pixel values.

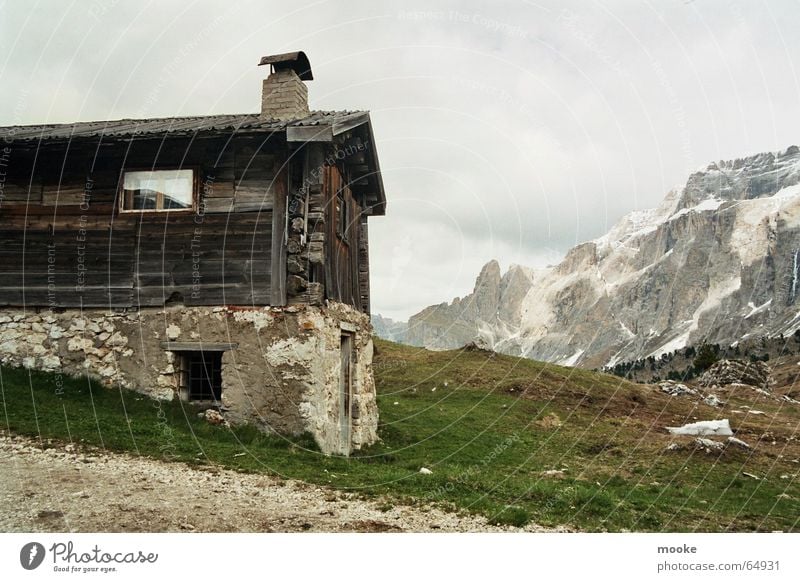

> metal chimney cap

[{"left": 258, "top": 51, "right": 313, "bottom": 81}]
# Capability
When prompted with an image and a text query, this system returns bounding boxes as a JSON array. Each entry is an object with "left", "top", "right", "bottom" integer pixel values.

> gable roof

[
  {"left": 0, "top": 110, "right": 385, "bottom": 214},
  {"left": 0, "top": 110, "right": 367, "bottom": 142}
]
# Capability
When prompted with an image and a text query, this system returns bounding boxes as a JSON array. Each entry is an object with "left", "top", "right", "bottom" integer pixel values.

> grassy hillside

[{"left": 1, "top": 338, "right": 798, "bottom": 531}]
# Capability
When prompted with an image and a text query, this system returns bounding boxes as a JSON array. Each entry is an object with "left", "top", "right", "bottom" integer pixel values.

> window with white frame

[{"left": 121, "top": 169, "right": 194, "bottom": 211}]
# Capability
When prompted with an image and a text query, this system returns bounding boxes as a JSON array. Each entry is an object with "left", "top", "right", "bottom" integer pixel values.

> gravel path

[{"left": 0, "top": 434, "right": 559, "bottom": 533}]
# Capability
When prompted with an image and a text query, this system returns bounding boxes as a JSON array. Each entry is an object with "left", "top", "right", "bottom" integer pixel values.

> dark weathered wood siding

[
  {"left": 357, "top": 214, "right": 370, "bottom": 313},
  {"left": 323, "top": 164, "right": 362, "bottom": 310},
  {"left": 0, "top": 135, "right": 285, "bottom": 308}
]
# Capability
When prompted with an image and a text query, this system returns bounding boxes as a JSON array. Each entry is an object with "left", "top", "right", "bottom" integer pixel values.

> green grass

[{"left": 1, "top": 338, "right": 798, "bottom": 531}]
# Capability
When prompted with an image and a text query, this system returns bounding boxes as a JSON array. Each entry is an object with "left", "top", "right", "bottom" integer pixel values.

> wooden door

[{"left": 339, "top": 333, "right": 354, "bottom": 453}]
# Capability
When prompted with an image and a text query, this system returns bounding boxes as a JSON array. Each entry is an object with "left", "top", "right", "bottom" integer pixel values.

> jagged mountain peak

[
  {"left": 403, "top": 147, "right": 800, "bottom": 368},
  {"left": 594, "top": 146, "right": 800, "bottom": 259},
  {"left": 682, "top": 145, "right": 800, "bottom": 206},
  {"left": 702, "top": 145, "right": 799, "bottom": 175},
  {"left": 474, "top": 260, "right": 501, "bottom": 287}
]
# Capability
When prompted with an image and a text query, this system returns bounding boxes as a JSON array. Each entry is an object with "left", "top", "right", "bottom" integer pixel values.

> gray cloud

[{"left": 2, "top": 0, "right": 799, "bottom": 320}]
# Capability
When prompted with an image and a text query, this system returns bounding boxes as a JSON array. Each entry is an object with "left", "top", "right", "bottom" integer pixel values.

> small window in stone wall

[{"left": 177, "top": 351, "right": 223, "bottom": 402}]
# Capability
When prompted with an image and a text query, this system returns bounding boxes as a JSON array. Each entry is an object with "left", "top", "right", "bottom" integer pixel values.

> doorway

[{"left": 339, "top": 333, "right": 354, "bottom": 452}]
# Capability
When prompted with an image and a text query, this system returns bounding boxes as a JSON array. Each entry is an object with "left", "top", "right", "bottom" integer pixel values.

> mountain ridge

[{"left": 395, "top": 146, "right": 800, "bottom": 367}]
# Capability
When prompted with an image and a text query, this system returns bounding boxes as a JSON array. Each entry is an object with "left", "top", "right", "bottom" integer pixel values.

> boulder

[
  {"left": 203, "top": 409, "right": 228, "bottom": 426},
  {"left": 703, "top": 394, "right": 724, "bottom": 407},
  {"left": 462, "top": 338, "right": 493, "bottom": 352},
  {"left": 727, "top": 436, "right": 751, "bottom": 449},
  {"left": 698, "top": 359, "right": 772, "bottom": 390},
  {"left": 659, "top": 380, "right": 696, "bottom": 396},
  {"left": 540, "top": 469, "right": 566, "bottom": 478},
  {"left": 694, "top": 438, "right": 725, "bottom": 453}
]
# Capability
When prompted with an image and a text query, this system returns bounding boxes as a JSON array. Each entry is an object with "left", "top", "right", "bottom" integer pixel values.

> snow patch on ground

[
  {"left": 744, "top": 299, "right": 772, "bottom": 319},
  {"left": 649, "top": 327, "right": 692, "bottom": 358},
  {"left": 668, "top": 197, "right": 724, "bottom": 221},
  {"left": 666, "top": 419, "right": 733, "bottom": 436},
  {"left": 618, "top": 320, "right": 636, "bottom": 340},
  {"left": 559, "top": 349, "right": 584, "bottom": 367}
]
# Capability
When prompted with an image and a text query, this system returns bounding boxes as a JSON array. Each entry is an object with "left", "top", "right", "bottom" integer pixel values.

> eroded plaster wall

[{"left": 0, "top": 303, "right": 378, "bottom": 455}]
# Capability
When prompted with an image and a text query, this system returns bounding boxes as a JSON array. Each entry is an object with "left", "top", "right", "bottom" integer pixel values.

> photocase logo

[{"left": 20, "top": 542, "right": 46, "bottom": 570}]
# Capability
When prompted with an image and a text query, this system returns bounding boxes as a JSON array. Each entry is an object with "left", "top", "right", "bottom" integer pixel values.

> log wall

[{"left": 0, "top": 134, "right": 286, "bottom": 308}]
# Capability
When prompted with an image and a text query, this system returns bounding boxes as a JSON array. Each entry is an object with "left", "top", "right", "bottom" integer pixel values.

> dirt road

[{"left": 0, "top": 434, "right": 557, "bottom": 533}]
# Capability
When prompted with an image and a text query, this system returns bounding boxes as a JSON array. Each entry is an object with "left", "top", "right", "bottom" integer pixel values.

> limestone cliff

[
  {"left": 370, "top": 314, "right": 408, "bottom": 343},
  {"left": 403, "top": 146, "right": 800, "bottom": 368}
]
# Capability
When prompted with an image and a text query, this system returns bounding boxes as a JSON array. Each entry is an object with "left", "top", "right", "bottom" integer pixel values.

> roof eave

[{"left": 364, "top": 116, "right": 386, "bottom": 216}]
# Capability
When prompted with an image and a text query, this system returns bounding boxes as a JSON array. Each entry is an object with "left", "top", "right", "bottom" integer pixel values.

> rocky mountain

[
  {"left": 371, "top": 314, "right": 408, "bottom": 343},
  {"left": 404, "top": 146, "right": 800, "bottom": 368}
]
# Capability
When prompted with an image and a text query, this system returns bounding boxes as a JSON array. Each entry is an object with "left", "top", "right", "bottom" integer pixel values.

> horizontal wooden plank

[
  {"left": 42, "top": 187, "right": 90, "bottom": 206},
  {"left": 201, "top": 197, "right": 234, "bottom": 213},
  {"left": 234, "top": 189, "right": 274, "bottom": 209},
  {"left": 201, "top": 180, "right": 235, "bottom": 198},
  {"left": 203, "top": 165, "right": 234, "bottom": 183},
  {"left": 184, "top": 284, "right": 271, "bottom": 306},
  {"left": 0, "top": 286, "right": 136, "bottom": 308},
  {"left": 0, "top": 183, "right": 43, "bottom": 203},
  {"left": 286, "top": 125, "right": 333, "bottom": 142},
  {"left": 3, "top": 274, "right": 132, "bottom": 287},
  {"left": 235, "top": 152, "right": 276, "bottom": 178}
]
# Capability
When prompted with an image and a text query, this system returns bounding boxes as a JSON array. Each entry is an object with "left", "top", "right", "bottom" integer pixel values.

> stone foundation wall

[{"left": 0, "top": 303, "right": 378, "bottom": 455}]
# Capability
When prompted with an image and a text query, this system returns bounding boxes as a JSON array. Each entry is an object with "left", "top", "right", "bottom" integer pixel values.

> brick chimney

[{"left": 258, "top": 51, "right": 313, "bottom": 121}]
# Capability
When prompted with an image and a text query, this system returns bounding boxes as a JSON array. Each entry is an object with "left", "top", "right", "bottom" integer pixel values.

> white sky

[{"left": 2, "top": 0, "right": 799, "bottom": 320}]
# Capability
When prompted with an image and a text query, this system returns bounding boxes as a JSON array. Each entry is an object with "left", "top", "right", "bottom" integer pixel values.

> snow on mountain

[{"left": 404, "top": 146, "right": 800, "bottom": 367}]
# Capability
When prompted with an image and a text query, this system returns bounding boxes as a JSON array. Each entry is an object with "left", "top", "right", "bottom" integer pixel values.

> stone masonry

[
  {"left": 0, "top": 302, "right": 378, "bottom": 455},
  {"left": 260, "top": 68, "right": 310, "bottom": 121}
]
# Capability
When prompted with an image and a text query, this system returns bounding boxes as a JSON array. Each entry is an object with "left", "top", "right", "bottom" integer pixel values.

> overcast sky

[{"left": 2, "top": 0, "right": 799, "bottom": 320}]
